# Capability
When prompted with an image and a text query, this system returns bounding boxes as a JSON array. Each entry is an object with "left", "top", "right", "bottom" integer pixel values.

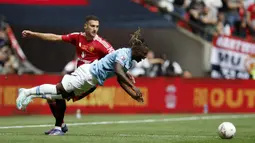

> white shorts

[{"left": 61, "top": 64, "right": 98, "bottom": 96}]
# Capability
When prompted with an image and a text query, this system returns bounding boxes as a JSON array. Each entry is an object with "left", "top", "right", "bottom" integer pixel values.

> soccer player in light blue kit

[{"left": 16, "top": 29, "right": 148, "bottom": 115}]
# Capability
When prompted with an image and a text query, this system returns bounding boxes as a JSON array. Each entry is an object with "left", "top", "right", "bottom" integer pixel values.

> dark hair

[
  {"left": 85, "top": 15, "right": 99, "bottom": 23},
  {"left": 129, "top": 28, "right": 145, "bottom": 47},
  {"left": 129, "top": 28, "right": 149, "bottom": 56}
]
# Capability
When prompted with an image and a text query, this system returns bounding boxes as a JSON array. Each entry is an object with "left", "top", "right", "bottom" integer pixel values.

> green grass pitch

[{"left": 0, "top": 114, "right": 254, "bottom": 143}]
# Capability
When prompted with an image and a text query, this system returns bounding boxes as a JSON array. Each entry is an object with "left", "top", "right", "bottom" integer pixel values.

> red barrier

[{"left": 0, "top": 75, "right": 255, "bottom": 116}]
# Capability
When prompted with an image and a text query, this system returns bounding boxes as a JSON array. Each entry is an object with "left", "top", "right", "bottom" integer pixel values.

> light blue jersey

[{"left": 90, "top": 48, "right": 133, "bottom": 85}]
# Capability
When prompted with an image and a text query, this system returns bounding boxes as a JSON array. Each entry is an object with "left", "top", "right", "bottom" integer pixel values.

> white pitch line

[
  {"left": 0, "top": 114, "right": 254, "bottom": 130},
  {"left": 119, "top": 134, "right": 215, "bottom": 138}
]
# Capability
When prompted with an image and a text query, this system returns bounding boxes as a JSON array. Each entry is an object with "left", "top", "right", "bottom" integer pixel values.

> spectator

[
  {"left": 0, "top": 46, "right": 9, "bottom": 70},
  {"left": 247, "top": 2, "right": 255, "bottom": 32},
  {"left": 200, "top": 6, "right": 218, "bottom": 40},
  {"left": 204, "top": 0, "right": 223, "bottom": 9},
  {"left": 157, "top": 0, "right": 174, "bottom": 13},
  {"left": 244, "top": 55, "right": 255, "bottom": 79},
  {"left": 130, "top": 51, "right": 192, "bottom": 78},
  {"left": 173, "top": 0, "right": 191, "bottom": 17},
  {"left": 219, "top": 0, "right": 242, "bottom": 27},
  {"left": 216, "top": 12, "right": 232, "bottom": 35},
  {"left": 130, "top": 50, "right": 164, "bottom": 77},
  {"left": 133, "top": 0, "right": 255, "bottom": 41},
  {"left": 243, "top": 0, "right": 254, "bottom": 9},
  {"left": 0, "top": 45, "right": 19, "bottom": 74},
  {"left": 160, "top": 54, "right": 192, "bottom": 78},
  {"left": 188, "top": 0, "right": 206, "bottom": 34},
  {"left": 0, "top": 15, "right": 22, "bottom": 74}
]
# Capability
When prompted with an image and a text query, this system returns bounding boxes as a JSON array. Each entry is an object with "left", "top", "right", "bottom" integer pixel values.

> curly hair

[
  {"left": 129, "top": 28, "right": 149, "bottom": 58},
  {"left": 129, "top": 28, "right": 145, "bottom": 47}
]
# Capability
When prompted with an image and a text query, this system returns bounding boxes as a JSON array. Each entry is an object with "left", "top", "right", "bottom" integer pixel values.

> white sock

[
  {"left": 43, "top": 94, "right": 63, "bottom": 100},
  {"left": 30, "top": 94, "right": 63, "bottom": 100},
  {"left": 54, "top": 126, "right": 61, "bottom": 130},
  {"left": 24, "top": 84, "right": 57, "bottom": 95}
]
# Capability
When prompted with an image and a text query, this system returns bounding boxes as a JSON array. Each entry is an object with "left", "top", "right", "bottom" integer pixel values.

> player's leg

[
  {"left": 48, "top": 86, "right": 97, "bottom": 135},
  {"left": 47, "top": 99, "right": 57, "bottom": 119},
  {"left": 47, "top": 98, "right": 68, "bottom": 136},
  {"left": 17, "top": 64, "right": 97, "bottom": 135},
  {"left": 50, "top": 99, "right": 68, "bottom": 135},
  {"left": 16, "top": 84, "right": 63, "bottom": 110},
  {"left": 44, "top": 99, "right": 68, "bottom": 135},
  {"left": 17, "top": 69, "right": 86, "bottom": 109},
  {"left": 46, "top": 73, "right": 89, "bottom": 136},
  {"left": 71, "top": 86, "right": 97, "bottom": 102},
  {"left": 49, "top": 86, "right": 97, "bottom": 135},
  {"left": 51, "top": 86, "right": 97, "bottom": 135},
  {"left": 44, "top": 99, "right": 61, "bottom": 135},
  {"left": 44, "top": 100, "right": 68, "bottom": 135},
  {"left": 47, "top": 64, "right": 98, "bottom": 135}
]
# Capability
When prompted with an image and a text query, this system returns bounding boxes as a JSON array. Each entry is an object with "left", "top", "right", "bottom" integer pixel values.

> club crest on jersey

[
  {"left": 120, "top": 56, "right": 126, "bottom": 61},
  {"left": 89, "top": 46, "right": 94, "bottom": 52},
  {"left": 79, "top": 42, "right": 88, "bottom": 50}
]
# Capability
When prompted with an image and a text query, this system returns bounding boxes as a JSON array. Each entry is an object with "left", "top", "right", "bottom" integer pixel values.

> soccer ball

[{"left": 218, "top": 122, "right": 236, "bottom": 139}]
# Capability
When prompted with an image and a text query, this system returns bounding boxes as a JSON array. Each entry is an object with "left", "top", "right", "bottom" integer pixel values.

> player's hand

[
  {"left": 126, "top": 72, "right": 135, "bottom": 84},
  {"left": 22, "top": 30, "right": 34, "bottom": 38},
  {"left": 132, "top": 87, "right": 143, "bottom": 103},
  {"left": 131, "top": 94, "right": 144, "bottom": 103},
  {"left": 136, "top": 96, "right": 144, "bottom": 103}
]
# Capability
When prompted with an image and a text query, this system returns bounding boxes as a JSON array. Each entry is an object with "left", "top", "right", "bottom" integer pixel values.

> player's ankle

[
  {"left": 23, "top": 89, "right": 30, "bottom": 96},
  {"left": 54, "top": 126, "right": 61, "bottom": 130},
  {"left": 61, "top": 123, "right": 66, "bottom": 128}
]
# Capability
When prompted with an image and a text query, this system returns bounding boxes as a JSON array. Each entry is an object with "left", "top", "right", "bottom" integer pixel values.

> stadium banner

[
  {"left": 0, "top": 75, "right": 255, "bottom": 116},
  {"left": 210, "top": 35, "right": 255, "bottom": 79},
  {"left": 0, "top": 0, "right": 89, "bottom": 6}
]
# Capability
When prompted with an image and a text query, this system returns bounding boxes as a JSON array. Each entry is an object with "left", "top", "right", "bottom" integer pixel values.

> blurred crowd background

[
  {"left": 134, "top": 0, "right": 255, "bottom": 41},
  {"left": 0, "top": 17, "right": 19, "bottom": 74}
]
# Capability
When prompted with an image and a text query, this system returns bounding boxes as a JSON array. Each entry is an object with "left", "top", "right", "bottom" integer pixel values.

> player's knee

[
  {"left": 56, "top": 99, "right": 67, "bottom": 109},
  {"left": 56, "top": 83, "right": 74, "bottom": 99},
  {"left": 47, "top": 99, "right": 55, "bottom": 104}
]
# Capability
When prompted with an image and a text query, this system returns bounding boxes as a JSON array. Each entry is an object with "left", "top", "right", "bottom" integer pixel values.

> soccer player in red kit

[{"left": 22, "top": 15, "right": 115, "bottom": 135}]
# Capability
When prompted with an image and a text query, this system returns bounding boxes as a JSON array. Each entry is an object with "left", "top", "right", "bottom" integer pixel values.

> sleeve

[
  {"left": 61, "top": 32, "right": 79, "bottom": 45},
  {"left": 99, "top": 40, "right": 115, "bottom": 55},
  {"left": 115, "top": 51, "right": 128, "bottom": 67}
]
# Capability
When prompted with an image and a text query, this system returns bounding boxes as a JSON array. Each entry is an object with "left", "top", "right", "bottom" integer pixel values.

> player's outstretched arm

[
  {"left": 117, "top": 78, "right": 143, "bottom": 103},
  {"left": 22, "top": 30, "right": 62, "bottom": 41},
  {"left": 126, "top": 71, "right": 136, "bottom": 84},
  {"left": 114, "top": 62, "right": 135, "bottom": 88},
  {"left": 115, "top": 62, "right": 143, "bottom": 102}
]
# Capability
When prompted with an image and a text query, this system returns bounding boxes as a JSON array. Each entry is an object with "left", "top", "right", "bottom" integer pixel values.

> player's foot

[
  {"left": 48, "top": 129, "right": 65, "bottom": 136},
  {"left": 45, "top": 124, "right": 68, "bottom": 135},
  {"left": 61, "top": 123, "right": 68, "bottom": 133},
  {"left": 21, "top": 95, "right": 35, "bottom": 110},
  {"left": 44, "top": 128, "right": 54, "bottom": 135},
  {"left": 16, "top": 88, "right": 27, "bottom": 110}
]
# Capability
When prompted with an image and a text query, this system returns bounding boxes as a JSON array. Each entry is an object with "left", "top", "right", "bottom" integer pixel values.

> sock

[
  {"left": 24, "top": 84, "right": 57, "bottom": 95},
  {"left": 43, "top": 94, "right": 63, "bottom": 100},
  {"left": 29, "top": 94, "right": 63, "bottom": 100},
  {"left": 54, "top": 126, "right": 61, "bottom": 130},
  {"left": 47, "top": 100, "right": 57, "bottom": 120},
  {"left": 55, "top": 99, "right": 66, "bottom": 127}
]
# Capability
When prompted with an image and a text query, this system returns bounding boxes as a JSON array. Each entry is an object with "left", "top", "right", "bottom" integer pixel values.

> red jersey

[
  {"left": 248, "top": 4, "right": 255, "bottom": 21},
  {"left": 62, "top": 32, "right": 114, "bottom": 67}
]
